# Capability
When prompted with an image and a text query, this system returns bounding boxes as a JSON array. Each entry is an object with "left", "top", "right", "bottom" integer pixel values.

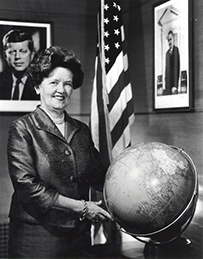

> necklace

[
  {"left": 40, "top": 106, "right": 65, "bottom": 125},
  {"left": 52, "top": 113, "right": 65, "bottom": 124}
]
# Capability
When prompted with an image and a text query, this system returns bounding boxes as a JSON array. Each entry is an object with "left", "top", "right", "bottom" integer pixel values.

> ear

[
  {"left": 30, "top": 51, "right": 35, "bottom": 61},
  {"left": 4, "top": 50, "right": 8, "bottom": 60},
  {"left": 34, "top": 86, "right": 40, "bottom": 95}
]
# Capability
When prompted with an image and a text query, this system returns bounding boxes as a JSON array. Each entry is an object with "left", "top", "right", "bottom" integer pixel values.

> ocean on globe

[{"left": 104, "top": 142, "right": 198, "bottom": 243}]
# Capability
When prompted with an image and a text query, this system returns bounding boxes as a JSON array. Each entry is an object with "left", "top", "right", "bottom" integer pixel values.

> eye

[
  {"left": 20, "top": 49, "right": 28, "bottom": 54},
  {"left": 64, "top": 81, "right": 73, "bottom": 88},
  {"left": 50, "top": 80, "right": 58, "bottom": 86},
  {"left": 8, "top": 50, "right": 15, "bottom": 55}
]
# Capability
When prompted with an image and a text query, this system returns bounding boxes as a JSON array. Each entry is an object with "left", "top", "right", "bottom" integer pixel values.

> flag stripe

[
  {"left": 111, "top": 98, "right": 133, "bottom": 146},
  {"left": 106, "top": 51, "right": 126, "bottom": 92},
  {"left": 91, "top": 57, "right": 99, "bottom": 147},
  {"left": 123, "top": 53, "right": 129, "bottom": 71},
  {"left": 108, "top": 71, "right": 130, "bottom": 111},
  {"left": 112, "top": 125, "right": 131, "bottom": 159},
  {"left": 109, "top": 84, "right": 133, "bottom": 131}
]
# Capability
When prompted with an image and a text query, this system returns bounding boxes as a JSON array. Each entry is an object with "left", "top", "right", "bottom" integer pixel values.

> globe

[{"left": 104, "top": 142, "right": 198, "bottom": 243}]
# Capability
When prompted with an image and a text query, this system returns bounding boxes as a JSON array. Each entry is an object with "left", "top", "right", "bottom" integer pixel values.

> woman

[{"left": 7, "top": 46, "right": 112, "bottom": 258}]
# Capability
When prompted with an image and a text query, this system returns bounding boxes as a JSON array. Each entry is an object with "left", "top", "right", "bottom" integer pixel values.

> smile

[{"left": 53, "top": 95, "right": 65, "bottom": 100}]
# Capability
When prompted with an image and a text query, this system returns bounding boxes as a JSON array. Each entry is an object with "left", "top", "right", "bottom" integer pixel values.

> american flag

[{"left": 90, "top": 0, "right": 134, "bottom": 168}]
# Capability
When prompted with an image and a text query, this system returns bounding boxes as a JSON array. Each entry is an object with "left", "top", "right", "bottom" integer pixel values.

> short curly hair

[{"left": 27, "top": 46, "right": 84, "bottom": 89}]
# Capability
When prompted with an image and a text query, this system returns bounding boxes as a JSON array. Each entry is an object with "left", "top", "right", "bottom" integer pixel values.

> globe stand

[
  {"left": 143, "top": 241, "right": 159, "bottom": 259},
  {"left": 119, "top": 193, "right": 197, "bottom": 259},
  {"left": 142, "top": 235, "right": 192, "bottom": 259}
]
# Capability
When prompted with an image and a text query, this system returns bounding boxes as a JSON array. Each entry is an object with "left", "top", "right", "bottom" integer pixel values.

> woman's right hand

[
  {"left": 84, "top": 200, "right": 113, "bottom": 223},
  {"left": 54, "top": 195, "right": 113, "bottom": 223}
]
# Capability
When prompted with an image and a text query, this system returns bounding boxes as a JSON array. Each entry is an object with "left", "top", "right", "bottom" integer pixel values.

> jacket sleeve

[{"left": 7, "top": 119, "right": 59, "bottom": 220}]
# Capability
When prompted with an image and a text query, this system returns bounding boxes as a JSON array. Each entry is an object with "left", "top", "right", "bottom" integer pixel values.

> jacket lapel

[
  {"left": 32, "top": 107, "right": 80, "bottom": 143},
  {"left": 64, "top": 112, "right": 80, "bottom": 143}
]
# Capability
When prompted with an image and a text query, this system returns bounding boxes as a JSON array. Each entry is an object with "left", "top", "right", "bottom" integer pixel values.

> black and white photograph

[
  {"left": 0, "top": 1, "right": 202, "bottom": 259},
  {"left": 154, "top": 0, "right": 192, "bottom": 111},
  {"left": 0, "top": 20, "right": 51, "bottom": 112}
]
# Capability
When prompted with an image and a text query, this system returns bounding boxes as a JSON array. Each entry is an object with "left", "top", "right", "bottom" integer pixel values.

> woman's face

[{"left": 37, "top": 67, "right": 73, "bottom": 114}]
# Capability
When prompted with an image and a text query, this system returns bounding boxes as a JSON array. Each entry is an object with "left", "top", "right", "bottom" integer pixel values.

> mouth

[
  {"left": 53, "top": 94, "right": 66, "bottom": 101},
  {"left": 14, "top": 62, "right": 24, "bottom": 67}
]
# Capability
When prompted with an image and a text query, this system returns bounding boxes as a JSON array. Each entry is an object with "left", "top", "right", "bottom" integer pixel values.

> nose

[
  {"left": 14, "top": 50, "right": 21, "bottom": 59},
  {"left": 57, "top": 82, "right": 65, "bottom": 93}
]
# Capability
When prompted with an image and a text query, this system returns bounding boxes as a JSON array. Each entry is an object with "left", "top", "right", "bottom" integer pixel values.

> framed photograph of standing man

[
  {"left": 0, "top": 20, "right": 52, "bottom": 112},
  {"left": 153, "top": 0, "right": 193, "bottom": 111}
]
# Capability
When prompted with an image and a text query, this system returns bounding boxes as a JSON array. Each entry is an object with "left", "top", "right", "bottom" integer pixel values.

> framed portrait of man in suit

[
  {"left": 0, "top": 20, "right": 52, "bottom": 112},
  {"left": 153, "top": 0, "right": 193, "bottom": 112}
]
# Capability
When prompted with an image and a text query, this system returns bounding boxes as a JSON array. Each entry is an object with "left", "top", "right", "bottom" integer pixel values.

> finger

[
  {"left": 94, "top": 200, "right": 102, "bottom": 206},
  {"left": 100, "top": 209, "right": 112, "bottom": 218},
  {"left": 98, "top": 214, "right": 106, "bottom": 221},
  {"left": 100, "top": 211, "right": 113, "bottom": 221},
  {"left": 89, "top": 211, "right": 96, "bottom": 218}
]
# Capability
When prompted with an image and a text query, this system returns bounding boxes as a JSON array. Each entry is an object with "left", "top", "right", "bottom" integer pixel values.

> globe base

[{"left": 143, "top": 236, "right": 191, "bottom": 259}]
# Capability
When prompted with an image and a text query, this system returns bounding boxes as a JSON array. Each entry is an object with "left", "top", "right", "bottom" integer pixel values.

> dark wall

[{"left": 0, "top": 0, "right": 203, "bottom": 228}]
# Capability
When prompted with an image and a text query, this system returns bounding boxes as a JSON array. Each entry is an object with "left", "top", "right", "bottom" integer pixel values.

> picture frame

[
  {"left": 0, "top": 20, "right": 52, "bottom": 112},
  {"left": 153, "top": 0, "right": 193, "bottom": 112}
]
